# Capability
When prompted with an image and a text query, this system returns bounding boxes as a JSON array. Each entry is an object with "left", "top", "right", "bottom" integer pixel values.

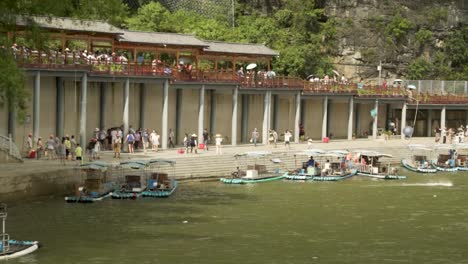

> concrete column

[
  {"left": 99, "top": 82, "right": 107, "bottom": 130},
  {"left": 262, "top": 90, "right": 271, "bottom": 144},
  {"left": 347, "top": 96, "right": 354, "bottom": 140},
  {"left": 123, "top": 78, "right": 129, "bottom": 138},
  {"left": 198, "top": 85, "right": 205, "bottom": 144},
  {"left": 231, "top": 86, "right": 238, "bottom": 146},
  {"left": 441, "top": 81, "right": 445, "bottom": 93},
  {"left": 465, "top": 110, "right": 468, "bottom": 126},
  {"left": 33, "top": 72, "right": 40, "bottom": 145},
  {"left": 209, "top": 90, "right": 216, "bottom": 136},
  {"left": 401, "top": 102, "right": 407, "bottom": 140},
  {"left": 56, "top": 77, "right": 64, "bottom": 137},
  {"left": 354, "top": 103, "right": 360, "bottom": 136},
  {"left": 79, "top": 73, "right": 88, "bottom": 147},
  {"left": 322, "top": 96, "right": 328, "bottom": 140},
  {"left": 139, "top": 83, "right": 146, "bottom": 129},
  {"left": 272, "top": 94, "right": 279, "bottom": 131},
  {"left": 372, "top": 99, "right": 379, "bottom": 139},
  {"left": 175, "top": 88, "right": 182, "bottom": 144},
  {"left": 162, "top": 79, "right": 169, "bottom": 149},
  {"left": 7, "top": 105, "right": 16, "bottom": 141},
  {"left": 440, "top": 106, "right": 446, "bottom": 131},
  {"left": 427, "top": 109, "right": 433, "bottom": 137},
  {"left": 464, "top": 81, "right": 467, "bottom": 95},
  {"left": 418, "top": 80, "right": 422, "bottom": 93},
  {"left": 241, "top": 95, "right": 249, "bottom": 143},
  {"left": 294, "top": 92, "right": 301, "bottom": 143}
]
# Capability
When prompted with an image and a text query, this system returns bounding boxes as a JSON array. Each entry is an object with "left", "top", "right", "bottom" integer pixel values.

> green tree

[{"left": 406, "top": 57, "right": 432, "bottom": 79}]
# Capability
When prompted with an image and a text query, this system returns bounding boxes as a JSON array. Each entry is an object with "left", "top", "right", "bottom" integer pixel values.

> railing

[
  {"left": 410, "top": 93, "right": 468, "bottom": 104},
  {"left": 0, "top": 135, "right": 23, "bottom": 162}
]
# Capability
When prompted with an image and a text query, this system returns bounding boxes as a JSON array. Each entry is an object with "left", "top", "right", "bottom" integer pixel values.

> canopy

[
  {"left": 148, "top": 159, "right": 176, "bottom": 166},
  {"left": 356, "top": 150, "right": 392, "bottom": 158},
  {"left": 79, "top": 161, "right": 111, "bottom": 171},
  {"left": 328, "top": 150, "right": 349, "bottom": 155},
  {"left": 434, "top": 144, "right": 455, "bottom": 151},
  {"left": 119, "top": 160, "right": 148, "bottom": 169},
  {"left": 454, "top": 143, "right": 468, "bottom": 150},
  {"left": 235, "top": 151, "right": 272, "bottom": 158},
  {"left": 408, "top": 144, "right": 432, "bottom": 151}
]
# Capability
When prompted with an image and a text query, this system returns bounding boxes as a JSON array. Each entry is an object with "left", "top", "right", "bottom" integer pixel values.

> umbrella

[
  {"left": 407, "top": 84, "right": 417, "bottom": 90},
  {"left": 246, "top": 63, "right": 257, "bottom": 70},
  {"left": 306, "top": 74, "right": 315, "bottom": 80},
  {"left": 332, "top": 70, "right": 340, "bottom": 76}
]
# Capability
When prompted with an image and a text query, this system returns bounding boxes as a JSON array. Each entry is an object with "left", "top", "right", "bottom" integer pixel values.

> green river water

[{"left": 5, "top": 171, "right": 468, "bottom": 264}]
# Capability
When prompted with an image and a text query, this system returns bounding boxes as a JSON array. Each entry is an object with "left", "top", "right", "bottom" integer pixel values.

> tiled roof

[
  {"left": 119, "top": 30, "right": 208, "bottom": 47},
  {"left": 203, "top": 41, "right": 279, "bottom": 56},
  {"left": 16, "top": 16, "right": 123, "bottom": 35}
]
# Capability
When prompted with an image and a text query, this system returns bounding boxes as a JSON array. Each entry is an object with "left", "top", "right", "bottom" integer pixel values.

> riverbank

[{"left": 0, "top": 137, "right": 438, "bottom": 201}]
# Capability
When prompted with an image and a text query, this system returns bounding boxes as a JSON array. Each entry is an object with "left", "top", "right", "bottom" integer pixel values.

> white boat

[
  {"left": 354, "top": 150, "right": 406, "bottom": 179},
  {"left": 455, "top": 143, "right": 468, "bottom": 171},
  {"left": 431, "top": 144, "right": 458, "bottom": 172},
  {"left": 0, "top": 204, "right": 39, "bottom": 260},
  {"left": 401, "top": 144, "right": 437, "bottom": 173}
]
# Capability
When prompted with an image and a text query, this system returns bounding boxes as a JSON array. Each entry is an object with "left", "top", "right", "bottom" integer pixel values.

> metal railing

[{"left": 0, "top": 135, "right": 23, "bottom": 162}]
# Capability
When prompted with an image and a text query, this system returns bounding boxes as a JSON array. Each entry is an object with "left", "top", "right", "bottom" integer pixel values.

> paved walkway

[{"left": 0, "top": 137, "right": 438, "bottom": 178}]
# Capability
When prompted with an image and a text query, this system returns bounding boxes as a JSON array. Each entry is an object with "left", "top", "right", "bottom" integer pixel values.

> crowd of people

[{"left": 434, "top": 125, "right": 468, "bottom": 144}]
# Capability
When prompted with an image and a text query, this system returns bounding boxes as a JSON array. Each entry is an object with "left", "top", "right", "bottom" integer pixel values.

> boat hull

[
  {"left": 431, "top": 160, "right": 458, "bottom": 172},
  {"left": 0, "top": 240, "right": 39, "bottom": 260},
  {"left": 401, "top": 159, "right": 437, "bottom": 173},
  {"left": 285, "top": 170, "right": 357, "bottom": 181},
  {"left": 220, "top": 174, "right": 286, "bottom": 184},
  {"left": 357, "top": 172, "right": 407, "bottom": 180},
  {"left": 142, "top": 181, "right": 178, "bottom": 198}
]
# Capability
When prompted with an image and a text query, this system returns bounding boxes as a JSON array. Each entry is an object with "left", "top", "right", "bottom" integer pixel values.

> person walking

[
  {"left": 251, "top": 128, "right": 259, "bottom": 147},
  {"left": 215, "top": 134, "right": 223, "bottom": 155},
  {"left": 169, "top": 128, "right": 175, "bottom": 148},
  {"left": 142, "top": 129, "right": 148, "bottom": 153},
  {"left": 183, "top": 133, "right": 189, "bottom": 154},
  {"left": 284, "top": 129, "right": 292, "bottom": 149},
  {"left": 190, "top": 134, "right": 198, "bottom": 154},
  {"left": 126, "top": 132, "right": 135, "bottom": 154}
]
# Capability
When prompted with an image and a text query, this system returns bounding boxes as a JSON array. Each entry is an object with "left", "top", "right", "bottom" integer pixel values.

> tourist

[
  {"left": 268, "top": 130, "right": 274, "bottom": 145},
  {"left": 215, "top": 134, "right": 223, "bottom": 155},
  {"left": 113, "top": 135, "right": 122, "bottom": 158},
  {"left": 441, "top": 127, "right": 447, "bottom": 144},
  {"left": 75, "top": 143, "right": 83, "bottom": 164},
  {"left": 26, "top": 133, "right": 33, "bottom": 155},
  {"left": 70, "top": 135, "right": 77, "bottom": 160},
  {"left": 36, "top": 137, "right": 44, "bottom": 159},
  {"left": 141, "top": 129, "right": 148, "bottom": 153},
  {"left": 284, "top": 129, "right": 292, "bottom": 149},
  {"left": 322, "top": 159, "right": 331, "bottom": 176},
  {"left": 94, "top": 139, "right": 101, "bottom": 160},
  {"left": 169, "top": 128, "right": 175, "bottom": 148},
  {"left": 272, "top": 130, "right": 278, "bottom": 147},
  {"left": 98, "top": 129, "right": 107, "bottom": 150},
  {"left": 87, "top": 138, "right": 96, "bottom": 161},
  {"left": 154, "top": 131, "right": 160, "bottom": 152},
  {"left": 447, "top": 128, "right": 454, "bottom": 144},
  {"left": 307, "top": 139, "right": 313, "bottom": 149},
  {"left": 46, "top": 135, "right": 55, "bottom": 160},
  {"left": 306, "top": 156, "right": 315, "bottom": 168},
  {"left": 357, "top": 78, "right": 364, "bottom": 89},
  {"left": 58, "top": 137, "right": 66, "bottom": 165},
  {"left": 190, "top": 134, "right": 198, "bottom": 154},
  {"left": 183, "top": 133, "right": 189, "bottom": 154},
  {"left": 134, "top": 129, "right": 141, "bottom": 150},
  {"left": 203, "top": 128, "right": 209, "bottom": 151},
  {"left": 150, "top": 130, "right": 157, "bottom": 151},
  {"left": 251, "top": 128, "right": 259, "bottom": 146},
  {"left": 126, "top": 132, "right": 135, "bottom": 154},
  {"left": 434, "top": 127, "right": 441, "bottom": 143},
  {"left": 64, "top": 136, "right": 71, "bottom": 160}
]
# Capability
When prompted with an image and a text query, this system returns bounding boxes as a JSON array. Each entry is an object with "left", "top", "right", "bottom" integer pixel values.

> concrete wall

[
  {"left": 302, "top": 98, "right": 323, "bottom": 140},
  {"left": 276, "top": 95, "right": 295, "bottom": 138},
  {"left": 86, "top": 82, "right": 100, "bottom": 140},
  {"left": 329, "top": 100, "right": 348, "bottom": 139},
  {"left": 178, "top": 88, "right": 202, "bottom": 143},
  {"left": 63, "top": 79, "right": 80, "bottom": 140},
  {"left": 212, "top": 90, "right": 233, "bottom": 144},
  {"left": 355, "top": 102, "right": 387, "bottom": 137},
  {"left": 246, "top": 94, "right": 265, "bottom": 142},
  {"left": 0, "top": 99, "right": 8, "bottom": 137}
]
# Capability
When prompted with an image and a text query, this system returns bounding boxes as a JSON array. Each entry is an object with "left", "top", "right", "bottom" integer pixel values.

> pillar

[
  {"left": 322, "top": 96, "right": 328, "bottom": 140},
  {"left": 440, "top": 106, "right": 446, "bottom": 131},
  {"left": 33, "top": 71, "right": 40, "bottom": 146},
  {"left": 123, "top": 78, "right": 129, "bottom": 139},
  {"left": 464, "top": 81, "right": 467, "bottom": 95},
  {"left": 262, "top": 90, "right": 271, "bottom": 144},
  {"left": 175, "top": 88, "right": 182, "bottom": 144},
  {"left": 198, "top": 85, "right": 205, "bottom": 144},
  {"left": 99, "top": 82, "right": 107, "bottom": 130},
  {"left": 372, "top": 99, "right": 379, "bottom": 139},
  {"left": 162, "top": 79, "right": 169, "bottom": 149},
  {"left": 56, "top": 77, "right": 64, "bottom": 137},
  {"left": 209, "top": 90, "right": 216, "bottom": 136},
  {"left": 347, "top": 96, "right": 354, "bottom": 140},
  {"left": 294, "top": 92, "right": 301, "bottom": 143},
  {"left": 79, "top": 73, "right": 88, "bottom": 147},
  {"left": 465, "top": 109, "right": 468, "bottom": 126},
  {"left": 427, "top": 109, "right": 433, "bottom": 137},
  {"left": 272, "top": 94, "right": 279, "bottom": 131},
  {"left": 231, "top": 86, "right": 238, "bottom": 146},
  {"left": 7, "top": 104, "right": 16, "bottom": 141},
  {"left": 401, "top": 102, "right": 407, "bottom": 140},
  {"left": 241, "top": 94, "right": 249, "bottom": 143},
  {"left": 139, "top": 83, "right": 146, "bottom": 130}
]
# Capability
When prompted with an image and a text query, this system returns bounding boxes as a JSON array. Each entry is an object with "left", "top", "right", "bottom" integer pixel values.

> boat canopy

[
  {"left": 148, "top": 159, "right": 176, "bottom": 166},
  {"left": 433, "top": 144, "right": 455, "bottom": 151},
  {"left": 327, "top": 150, "right": 349, "bottom": 156},
  {"left": 235, "top": 151, "right": 272, "bottom": 158},
  {"left": 119, "top": 160, "right": 148, "bottom": 169},
  {"left": 357, "top": 150, "right": 393, "bottom": 158},
  {"left": 454, "top": 143, "right": 468, "bottom": 150},
  {"left": 79, "top": 161, "right": 111, "bottom": 171},
  {"left": 408, "top": 144, "right": 433, "bottom": 151}
]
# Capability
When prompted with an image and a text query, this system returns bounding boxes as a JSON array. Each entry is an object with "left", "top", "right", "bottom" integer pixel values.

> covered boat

[
  {"left": 354, "top": 151, "right": 406, "bottom": 179},
  {"left": 111, "top": 160, "right": 148, "bottom": 199},
  {"left": 220, "top": 151, "right": 286, "bottom": 184},
  {"left": 455, "top": 143, "right": 468, "bottom": 171},
  {"left": 0, "top": 204, "right": 39, "bottom": 260},
  {"left": 431, "top": 144, "right": 458, "bottom": 172},
  {"left": 141, "top": 159, "right": 178, "bottom": 198},
  {"left": 65, "top": 161, "right": 116, "bottom": 203},
  {"left": 401, "top": 144, "right": 437, "bottom": 173}
]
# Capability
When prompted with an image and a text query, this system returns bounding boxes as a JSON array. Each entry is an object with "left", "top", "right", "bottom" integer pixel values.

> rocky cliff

[{"left": 323, "top": 0, "right": 467, "bottom": 82}]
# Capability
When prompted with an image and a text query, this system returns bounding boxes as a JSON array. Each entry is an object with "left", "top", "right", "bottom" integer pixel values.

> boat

[
  {"left": 354, "top": 150, "right": 407, "bottom": 179},
  {"left": 65, "top": 161, "right": 117, "bottom": 203},
  {"left": 455, "top": 143, "right": 468, "bottom": 171},
  {"left": 0, "top": 204, "right": 39, "bottom": 260},
  {"left": 111, "top": 160, "right": 149, "bottom": 199},
  {"left": 285, "top": 150, "right": 357, "bottom": 181},
  {"left": 400, "top": 144, "right": 437, "bottom": 173},
  {"left": 431, "top": 144, "right": 458, "bottom": 172},
  {"left": 141, "top": 159, "right": 178, "bottom": 198},
  {"left": 220, "top": 151, "right": 286, "bottom": 184}
]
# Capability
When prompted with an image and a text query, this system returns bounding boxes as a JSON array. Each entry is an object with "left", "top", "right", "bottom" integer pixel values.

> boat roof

[
  {"left": 433, "top": 144, "right": 455, "bottom": 150},
  {"left": 148, "top": 159, "right": 176, "bottom": 166},
  {"left": 454, "top": 143, "right": 468, "bottom": 150},
  {"left": 327, "top": 150, "right": 349, "bottom": 155},
  {"left": 79, "top": 161, "right": 111, "bottom": 171},
  {"left": 408, "top": 144, "right": 433, "bottom": 151},
  {"left": 355, "top": 150, "right": 393, "bottom": 158},
  {"left": 119, "top": 160, "right": 148, "bottom": 169},
  {"left": 235, "top": 151, "right": 272, "bottom": 158}
]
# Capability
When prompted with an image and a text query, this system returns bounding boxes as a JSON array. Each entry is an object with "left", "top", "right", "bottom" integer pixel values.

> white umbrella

[
  {"left": 246, "top": 63, "right": 257, "bottom": 70},
  {"left": 332, "top": 70, "right": 340, "bottom": 76},
  {"left": 407, "top": 84, "right": 417, "bottom": 90}
]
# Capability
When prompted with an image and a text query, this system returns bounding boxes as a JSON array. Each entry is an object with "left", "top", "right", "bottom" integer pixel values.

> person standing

[
  {"left": 154, "top": 132, "right": 160, "bottom": 152},
  {"left": 284, "top": 129, "right": 292, "bottom": 149},
  {"left": 126, "top": 132, "right": 135, "bottom": 154},
  {"left": 190, "top": 134, "right": 198, "bottom": 154},
  {"left": 64, "top": 136, "right": 71, "bottom": 160},
  {"left": 203, "top": 128, "right": 209, "bottom": 151},
  {"left": 441, "top": 127, "right": 447, "bottom": 144},
  {"left": 70, "top": 135, "right": 77, "bottom": 160},
  {"left": 142, "top": 129, "right": 149, "bottom": 153},
  {"left": 46, "top": 135, "right": 55, "bottom": 160},
  {"left": 272, "top": 130, "right": 278, "bottom": 147},
  {"left": 251, "top": 128, "right": 259, "bottom": 147},
  {"left": 75, "top": 143, "right": 83, "bottom": 164},
  {"left": 113, "top": 134, "right": 122, "bottom": 158},
  {"left": 169, "top": 128, "right": 175, "bottom": 148},
  {"left": 26, "top": 133, "right": 33, "bottom": 156},
  {"left": 150, "top": 130, "right": 157, "bottom": 151},
  {"left": 215, "top": 134, "right": 223, "bottom": 155}
]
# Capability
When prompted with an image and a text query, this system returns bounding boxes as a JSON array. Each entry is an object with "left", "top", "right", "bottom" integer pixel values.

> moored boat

[
  {"left": 220, "top": 151, "right": 286, "bottom": 184},
  {"left": 65, "top": 161, "right": 116, "bottom": 203},
  {"left": 400, "top": 144, "right": 437, "bottom": 173},
  {"left": 354, "top": 150, "right": 407, "bottom": 179},
  {"left": 111, "top": 160, "right": 148, "bottom": 199},
  {"left": 0, "top": 204, "right": 39, "bottom": 260},
  {"left": 431, "top": 144, "right": 458, "bottom": 172},
  {"left": 141, "top": 159, "right": 178, "bottom": 198},
  {"left": 455, "top": 143, "right": 468, "bottom": 171}
]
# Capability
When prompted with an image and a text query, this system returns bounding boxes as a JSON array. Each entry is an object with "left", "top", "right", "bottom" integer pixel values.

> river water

[{"left": 5, "top": 171, "right": 468, "bottom": 264}]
